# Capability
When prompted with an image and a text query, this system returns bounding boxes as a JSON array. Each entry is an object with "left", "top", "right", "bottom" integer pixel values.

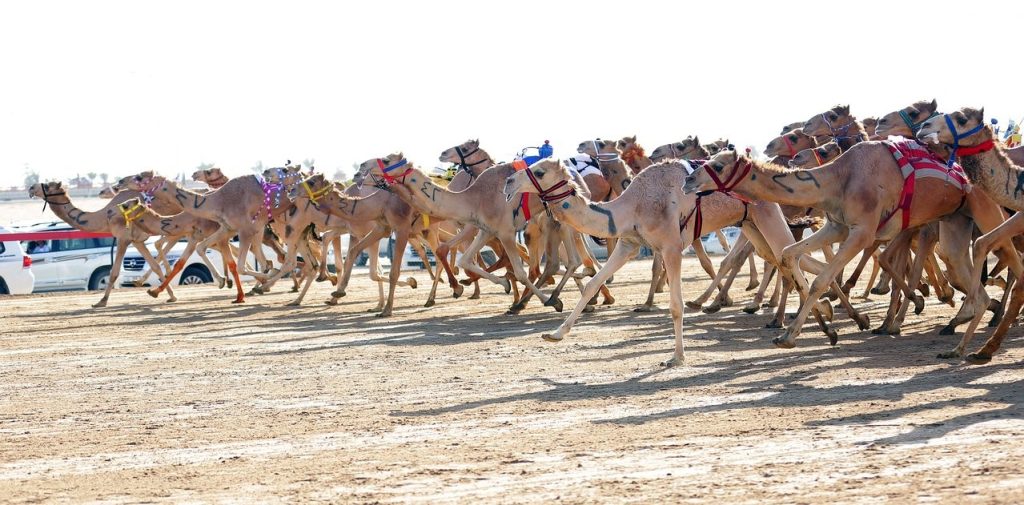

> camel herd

[{"left": 27, "top": 101, "right": 1024, "bottom": 366}]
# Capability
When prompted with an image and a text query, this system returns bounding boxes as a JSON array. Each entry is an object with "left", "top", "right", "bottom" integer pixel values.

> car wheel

[
  {"left": 0, "top": 278, "right": 8, "bottom": 295},
  {"left": 179, "top": 265, "right": 212, "bottom": 285},
  {"left": 88, "top": 266, "right": 111, "bottom": 291}
]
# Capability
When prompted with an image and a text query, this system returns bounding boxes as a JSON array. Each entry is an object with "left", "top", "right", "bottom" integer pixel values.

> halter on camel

[
  {"left": 39, "top": 184, "right": 71, "bottom": 212},
  {"left": 371, "top": 157, "right": 412, "bottom": 189},
  {"left": 941, "top": 114, "right": 989, "bottom": 168},
  {"left": 900, "top": 109, "right": 940, "bottom": 136},
  {"left": 821, "top": 113, "right": 864, "bottom": 150},
  {"left": 454, "top": 145, "right": 490, "bottom": 178},
  {"left": 301, "top": 179, "right": 332, "bottom": 209},
  {"left": 681, "top": 155, "right": 752, "bottom": 242},
  {"left": 133, "top": 175, "right": 166, "bottom": 206},
  {"left": 119, "top": 201, "right": 146, "bottom": 229}
]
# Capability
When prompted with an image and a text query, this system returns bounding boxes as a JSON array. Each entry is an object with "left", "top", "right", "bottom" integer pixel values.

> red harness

[
  {"left": 680, "top": 159, "right": 752, "bottom": 242},
  {"left": 377, "top": 158, "right": 413, "bottom": 185},
  {"left": 877, "top": 139, "right": 971, "bottom": 232},
  {"left": 514, "top": 159, "right": 577, "bottom": 221}
]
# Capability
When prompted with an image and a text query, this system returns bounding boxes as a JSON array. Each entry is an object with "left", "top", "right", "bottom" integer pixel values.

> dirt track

[{"left": 2, "top": 258, "right": 1023, "bottom": 504}]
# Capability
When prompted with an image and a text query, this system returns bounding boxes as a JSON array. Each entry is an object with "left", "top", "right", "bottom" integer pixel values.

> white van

[
  {"left": 0, "top": 225, "right": 36, "bottom": 295},
  {"left": 20, "top": 222, "right": 115, "bottom": 292}
]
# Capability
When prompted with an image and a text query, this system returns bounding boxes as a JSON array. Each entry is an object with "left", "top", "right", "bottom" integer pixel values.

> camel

[
  {"left": 764, "top": 129, "right": 816, "bottom": 160},
  {"left": 364, "top": 152, "right": 574, "bottom": 313},
  {"left": 917, "top": 107, "right": 1024, "bottom": 362},
  {"left": 131, "top": 167, "right": 306, "bottom": 303},
  {"left": 28, "top": 181, "right": 177, "bottom": 307},
  {"left": 801, "top": 104, "right": 868, "bottom": 152},
  {"left": 874, "top": 99, "right": 940, "bottom": 140},
  {"left": 705, "top": 138, "right": 731, "bottom": 155},
  {"left": 98, "top": 186, "right": 116, "bottom": 199},
  {"left": 780, "top": 121, "right": 805, "bottom": 135},
  {"left": 616, "top": 135, "right": 652, "bottom": 174},
  {"left": 862, "top": 117, "right": 879, "bottom": 140},
  {"left": 502, "top": 157, "right": 841, "bottom": 365},
  {"left": 789, "top": 142, "right": 841, "bottom": 169},
  {"left": 191, "top": 167, "right": 230, "bottom": 189},
  {"left": 681, "top": 144, "right": 1009, "bottom": 348},
  {"left": 648, "top": 136, "right": 711, "bottom": 162}
]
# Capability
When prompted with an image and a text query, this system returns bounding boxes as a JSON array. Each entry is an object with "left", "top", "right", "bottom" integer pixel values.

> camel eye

[
  {"left": 712, "top": 163, "right": 724, "bottom": 172},
  {"left": 829, "top": 114, "right": 838, "bottom": 121},
  {"left": 908, "top": 110, "right": 918, "bottom": 119},
  {"left": 788, "top": 135, "right": 798, "bottom": 142},
  {"left": 956, "top": 116, "right": 967, "bottom": 127},
  {"left": 676, "top": 144, "right": 685, "bottom": 150},
  {"left": 533, "top": 170, "right": 544, "bottom": 178}
]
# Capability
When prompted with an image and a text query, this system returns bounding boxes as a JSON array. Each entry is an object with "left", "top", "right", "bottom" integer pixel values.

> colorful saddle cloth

[{"left": 878, "top": 137, "right": 971, "bottom": 231}]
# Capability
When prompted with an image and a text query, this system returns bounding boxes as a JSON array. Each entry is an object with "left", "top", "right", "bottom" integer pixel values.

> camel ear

[
  {"left": 630, "top": 135, "right": 637, "bottom": 142},
  {"left": 929, "top": 98, "right": 937, "bottom": 111},
  {"left": 396, "top": 151, "right": 405, "bottom": 159},
  {"left": 977, "top": 107, "right": 985, "bottom": 120},
  {"left": 692, "top": 136, "right": 700, "bottom": 145}
]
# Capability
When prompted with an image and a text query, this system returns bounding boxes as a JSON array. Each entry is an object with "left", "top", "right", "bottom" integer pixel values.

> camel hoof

[
  {"left": 451, "top": 283, "right": 464, "bottom": 298},
  {"left": 819, "top": 300, "right": 834, "bottom": 321},
  {"left": 702, "top": 302, "right": 721, "bottom": 314},
  {"left": 602, "top": 296, "right": 615, "bottom": 305},
  {"left": 937, "top": 350, "right": 962, "bottom": 359},
  {"left": 217, "top": 278, "right": 226, "bottom": 289},
  {"left": 166, "top": 296, "right": 177, "bottom": 303},
  {"left": 855, "top": 315, "right": 871, "bottom": 332},
  {"left": 633, "top": 305, "right": 654, "bottom": 313},
  {"left": 871, "top": 285, "right": 890, "bottom": 295},
  {"left": 541, "top": 333, "right": 563, "bottom": 342},
  {"left": 587, "top": 295, "right": 598, "bottom": 306},
  {"left": 583, "top": 305, "right": 595, "bottom": 313},
  {"left": 376, "top": 311, "right": 392, "bottom": 318},
  {"left": 507, "top": 303, "right": 525, "bottom": 315},
  {"left": 232, "top": 298, "right": 245, "bottom": 304},
  {"left": 827, "top": 329, "right": 839, "bottom": 346},
  {"left": 764, "top": 320, "right": 783, "bottom": 329},
  {"left": 502, "top": 278, "right": 512, "bottom": 294},
  {"left": 988, "top": 314, "right": 1003, "bottom": 328},
  {"left": 468, "top": 291, "right": 481, "bottom": 300},
  {"left": 741, "top": 304, "right": 759, "bottom": 314},
  {"left": 582, "top": 266, "right": 597, "bottom": 277},
  {"left": 761, "top": 301, "right": 778, "bottom": 309},
  {"left": 745, "top": 279, "right": 760, "bottom": 291},
  {"left": 823, "top": 290, "right": 838, "bottom": 302},
  {"left": 226, "top": 279, "right": 234, "bottom": 289},
  {"left": 424, "top": 299, "right": 435, "bottom": 308},
  {"left": 332, "top": 290, "right": 346, "bottom": 298},
  {"left": 719, "top": 296, "right": 734, "bottom": 307},
  {"left": 549, "top": 298, "right": 564, "bottom": 312},
  {"left": 938, "top": 324, "right": 956, "bottom": 336},
  {"left": 965, "top": 352, "right": 993, "bottom": 365},
  {"left": 459, "top": 278, "right": 473, "bottom": 286},
  {"left": 772, "top": 335, "right": 796, "bottom": 349},
  {"left": 133, "top": 280, "right": 146, "bottom": 288},
  {"left": 285, "top": 301, "right": 300, "bottom": 307},
  {"left": 871, "top": 327, "right": 889, "bottom": 335},
  {"left": 92, "top": 301, "right": 108, "bottom": 308},
  {"left": 324, "top": 298, "right": 339, "bottom": 306},
  {"left": 146, "top": 289, "right": 159, "bottom": 299},
  {"left": 289, "top": 286, "right": 299, "bottom": 293},
  {"left": 661, "top": 356, "right": 683, "bottom": 367},
  {"left": 407, "top": 277, "right": 417, "bottom": 289},
  {"left": 917, "top": 283, "right": 930, "bottom": 297},
  {"left": 685, "top": 301, "right": 702, "bottom": 310},
  {"left": 913, "top": 295, "right": 925, "bottom": 315}
]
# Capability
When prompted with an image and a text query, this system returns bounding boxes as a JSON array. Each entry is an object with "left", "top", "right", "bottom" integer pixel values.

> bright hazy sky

[{"left": 2, "top": 1, "right": 1022, "bottom": 189}]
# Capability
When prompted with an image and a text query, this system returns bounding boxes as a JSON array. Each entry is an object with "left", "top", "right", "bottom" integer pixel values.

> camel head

[
  {"left": 916, "top": 106, "right": 990, "bottom": 148},
  {"left": 802, "top": 105, "right": 855, "bottom": 138},
  {"left": 263, "top": 164, "right": 304, "bottom": 186},
  {"left": 780, "top": 121, "right": 805, "bottom": 135},
  {"left": 114, "top": 170, "right": 160, "bottom": 193},
  {"left": 789, "top": 142, "right": 841, "bottom": 169},
  {"left": 764, "top": 128, "right": 815, "bottom": 158},
  {"left": 861, "top": 117, "right": 879, "bottom": 140},
  {"left": 682, "top": 148, "right": 750, "bottom": 195},
  {"left": 576, "top": 138, "right": 617, "bottom": 158},
  {"left": 28, "top": 181, "right": 65, "bottom": 200},
  {"left": 192, "top": 167, "right": 227, "bottom": 186},
  {"left": 704, "top": 139, "right": 730, "bottom": 156},
  {"left": 293, "top": 173, "right": 334, "bottom": 209},
  {"left": 614, "top": 135, "right": 640, "bottom": 153},
  {"left": 362, "top": 152, "right": 409, "bottom": 189},
  {"left": 502, "top": 158, "right": 577, "bottom": 201},
  {"left": 98, "top": 186, "right": 117, "bottom": 199},
  {"left": 875, "top": 99, "right": 939, "bottom": 139},
  {"left": 439, "top": 139, "right": 480, "bottom": 163},
  {"left": 649, "top": 137, "right": 707, "bottom": 162}
]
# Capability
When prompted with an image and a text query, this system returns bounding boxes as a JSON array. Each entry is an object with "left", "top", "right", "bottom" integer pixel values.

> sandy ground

[{"left": 1, "top": 258, "right": 1023, "bottom": 504}]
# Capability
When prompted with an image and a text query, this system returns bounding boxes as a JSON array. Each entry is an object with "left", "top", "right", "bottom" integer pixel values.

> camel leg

[
  {"left": 542, "top": 243, "right": 638, "bottom": 342},
  {"left": 456, "top": 230, "right": 513, "bottom": 294},
  {"left": 332, "top": 227, "right": 390, "bottom": 301},
  {"left": 637, "top": 253, "right": 664, "bottom": 312},
  {"left": 93, "top": 240, "right": 130, "bottom": 308},
  {"left": 436, "top": 225, "right": 475, "bottom": 298},
  {"left": 500, "top": 234, "right": 559, "bottom": 314},
  {"left": 840, "top": 244, "right": 879, "bottom": 295},
  {"left": 745, "top": 251, "right": 760, "bottom": 291},
  {"left": 691, "top": 239, "right": 717, "bottom": 279},
  {"left": 774, "top": 222, "right": 864, "bottom": 348},
  {"left": 662, "top": 247, "right": 687, "bottom": 367},
  {"left": 696, "top": 241, "right": 751, "bottom": 312},
  {"left": 377, "top": 231, "right": 411, "bottom": 317},
  {"left": 750, "top": 264, "right": 777, "bottom": 311},
  {"left": 687, "top": 234, "right": 750, "bottom": 308},
  {"left": 135, "top": 241, "right": 177, "bottom": 303}
]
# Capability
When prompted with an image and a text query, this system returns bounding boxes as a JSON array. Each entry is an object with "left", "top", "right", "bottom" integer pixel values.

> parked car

[
  {"left": 19, "top": 222, "right": 115, "bottom": 292},
  {"left": 700, "top": 226, "right": 741, "bottom": 255},
  {"left": 0, "top": 225, "right": 36, "bottom": 295},
  {"left": 120, "top": 238, "right": 282, "bottom": 287}
]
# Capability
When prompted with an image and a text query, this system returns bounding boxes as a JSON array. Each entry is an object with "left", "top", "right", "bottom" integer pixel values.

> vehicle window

[
  {"left": 0, "top": 242, "right": 5, "bottom": 254},
  {"left": 55, "top": 239, "right": 94, "bottom": 251},
  {"left": 93, "top": 237, "right": 115, "bottom": 248}
]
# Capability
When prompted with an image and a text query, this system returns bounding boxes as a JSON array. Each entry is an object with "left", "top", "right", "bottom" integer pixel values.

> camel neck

[
  {"left": 392, "top": 168, "right": 463, "bottom": 221},
  {"left": 549, "top": 193, "right": 620, "bottom": 238},
  {"left": 959, "top": 147, "right": 1024, "bottom": 210},
  {"left": 156, "top": 179, "right": 226, "bottom": 219},
  {"left": 45, "top": 197, "right": 110, "bottom": 233},
  {"left": 731, "top": 162, "right": 833, "bottom": 208}
]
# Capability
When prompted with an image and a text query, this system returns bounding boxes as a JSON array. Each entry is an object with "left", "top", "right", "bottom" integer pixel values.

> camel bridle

[
  {"left": 134, "top": 175, "right": 166, "bottom": 206},
  {"left": 701, "top": 158, "right": 753, "bottom": 198},
  {"left": 941, "top": 114, "right": 989, "bottom": 167},
  {"left": 900, "top": 109, "right": 940, "bottom": 136},
  {"left": 781, "top": 135, "right": 799, "bottom": 157},
  {"left": 372, "top": 158, "right": 413, "bottom": 189},
  {"left": 454, "top": 145, "right": 489, "bottom": 178},
  {"left": 519, "top": 162, "right": 576, "bottom": 205},
  {"left": 119, "top": 201, "right": 146, "bottom": 229},
  {"left": 821, "top": 113, "right": 864, "bottom": 149},
  {"left": 301, "top": 179, "right": 332, "bottom": 209},
  {"left": 812, "top": 147, "right": 827, "bottom": 167},
  {"left": 38, "top": 185, "right": 71, "bottom": 212},
  {"left": 204, "top": 170, "right": 229, "bottom": 189}
]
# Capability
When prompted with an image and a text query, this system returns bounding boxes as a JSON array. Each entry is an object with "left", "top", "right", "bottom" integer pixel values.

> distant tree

[
  {"left": 196, "top": 162, "right": 214, "bottom": 171},
  {"left": 86, "top": 172, "right": 97, "bottom": 183},
  {"left": 250, "top": 160, "right": 265, "bottom": 175},
  {"left": 99, "top": 173, "right": 109, "bottom": 185},
  {"left": 302, "top": 158, "right": 316, "bottom": 171},
  {"left": 24, "top": 169, "right": 39, "bottom": 189},
  {"left": 333, "top": 168, "right": 347, "bottom": 181}
]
